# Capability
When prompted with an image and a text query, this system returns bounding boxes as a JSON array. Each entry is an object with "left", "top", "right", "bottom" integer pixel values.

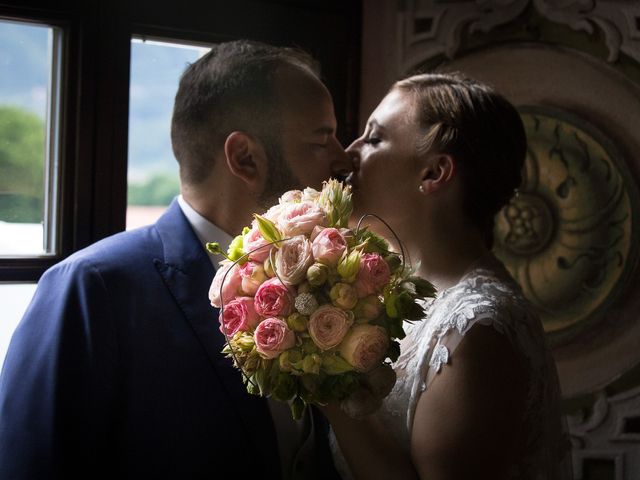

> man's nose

[{"left": 330, "top": 141, "right": 354, "bottom": 176}]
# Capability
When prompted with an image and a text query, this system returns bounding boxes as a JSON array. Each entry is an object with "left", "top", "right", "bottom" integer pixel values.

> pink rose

[
  {"left": 339, "top": 324, "right": 389, "bottom": 372},
  {"left": 239, "top": 262, "right": 268, "bottom": 295},
  {"left": 243, "top": 225, "right": 272, "bottom": 263},
  {"left": 254, "top": 317, "right": 296, "bottom": 359},
  {"left": 263, "top": 204, "right": 285, "bottom": 223},
  {"left": 275, "top": 235, "right": 314, "bottom": 285},
  {"left": 308, "top": 305, "right": 353, "bottom": 351},
  {"left": 220, "top": 297, "right": 260, "bottom": 336},
  {"left": 209, "top": 260, "right": 242, "bottom": 308},
  {"left": 353, "top": 253, "right": 391, "bottom": 297},
  {"left": 278, "top": 190, "right": 303, "bottom": 204},
  {"left": 254, "top": 278, "right": 294, "bottom": 317},
  {"left": 311, "top": 228, "right": 347, "bottom": 266},
  {"left": 277, "top": 201, "right": 327, "bottom": 237}
]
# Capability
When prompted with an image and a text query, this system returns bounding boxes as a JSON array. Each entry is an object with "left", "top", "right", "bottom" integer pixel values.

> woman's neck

[{"left": 399, "top": 216, "right": 490, "bottom": 293}]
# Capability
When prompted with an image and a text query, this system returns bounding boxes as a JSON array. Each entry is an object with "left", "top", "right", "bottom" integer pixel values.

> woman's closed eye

[{"left": 363, "top": 136, "right": 381, "bottom": 145}]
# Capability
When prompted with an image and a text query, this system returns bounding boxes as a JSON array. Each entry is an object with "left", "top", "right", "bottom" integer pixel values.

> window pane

[
  {"left": 0, "top": 20, "right": 60, "bottom": 256},
  {"left": 0, "top": 283, "right": 36, "bottom": 372},
  {"left": 127, "top": 39, "right": 210, "bottom": 230}
]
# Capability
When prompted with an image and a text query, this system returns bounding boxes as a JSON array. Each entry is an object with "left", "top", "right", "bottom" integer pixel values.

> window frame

[{"left": 0, "top": 0, "right": 361, "bottom": 282}]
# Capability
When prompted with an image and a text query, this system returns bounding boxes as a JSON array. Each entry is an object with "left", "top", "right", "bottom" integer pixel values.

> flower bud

[
  {"left": 354, "top": 295, "right": 383, "bottom": 323},
  {"left": 321, "top": 354, "right": 354, "bottom": 375},
  {"left": 278, "top": 349, "right": 303, "bottom": 372},
  {"left": 301, "top": 337, "right": 319, "bottom": 354},
  {"left": 337, "top": 249, "right": 361, "bottom": 283},
  {"left": 227, "top": 233, "right": 246, "bottom": 262},
  {"left": 287, "top": 312, "right": 309, "bottom": 332},
  {"left": 301, "top": 353, "right": 322, "bottom": 375},
  {"left": 306, "top": 262, "right": 329, "bottom": 286},
  {"left": 263, "top": 255, "right": 276, "bottom": 277},
  {"left": 231, "top": 331, "right": 256, "bottom": 352},
  {"left": 253, "top": 213, "right": 283, "bottom": 245},
  {"left": 330, "top": 283, "right": 358, "bottom": 310}
]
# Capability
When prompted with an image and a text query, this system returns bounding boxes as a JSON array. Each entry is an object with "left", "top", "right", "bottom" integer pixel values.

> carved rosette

[{"left": 493, "top": 107, "right": 636, "bottom": 336}]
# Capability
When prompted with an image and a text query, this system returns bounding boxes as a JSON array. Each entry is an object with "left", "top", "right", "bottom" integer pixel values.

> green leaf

[
  {"left": 321, "top": 354, "right": 355, "bottom": 375},
  {"left": 356, "top": 229, "right": 390, "bottom": 254},
  {"left": 387, "top": 341, "right": 401, "bottom": 362},
  {"left": 290, "top": 396, "right": 306, "bottom": 421},
  {"left": 407, "top": 276, "right": 437, "bottom": 298}
]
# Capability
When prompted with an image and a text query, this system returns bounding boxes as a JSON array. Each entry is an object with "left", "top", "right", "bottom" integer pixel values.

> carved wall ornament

[
  {"left": 492, "top": 107, "right": 637, "bottom": 339},
  {"left": 400, "top": 0, "right": 640, "bottom": 72},
  {"left": 568, "top": 386, "right": 640, "bottom": 477}
]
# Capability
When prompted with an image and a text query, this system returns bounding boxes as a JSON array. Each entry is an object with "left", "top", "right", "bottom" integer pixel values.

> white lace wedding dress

[{"left": 331, "top": 253, "right": 573, "bottom": 479}]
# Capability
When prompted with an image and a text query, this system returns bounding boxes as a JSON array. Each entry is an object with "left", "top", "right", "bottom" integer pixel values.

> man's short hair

[{"left": 170, "top": 40, "right": 318, "bottom": 185}]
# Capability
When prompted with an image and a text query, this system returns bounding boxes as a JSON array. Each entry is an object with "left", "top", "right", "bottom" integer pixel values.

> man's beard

[{"left": 258, "top": 138, "right": 300, "bottom": 208}]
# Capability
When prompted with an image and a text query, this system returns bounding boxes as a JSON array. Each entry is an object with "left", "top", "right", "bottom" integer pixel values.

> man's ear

[
  {"left": 223, "top": 131, "right": 267, "bottom": 187},
  {"left": 418, "top": 154, "right": 455, "bottom": 195}
]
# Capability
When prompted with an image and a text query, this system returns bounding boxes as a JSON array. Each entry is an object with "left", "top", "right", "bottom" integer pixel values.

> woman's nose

[{"left": 345, "top": 137, "right": 360, "bottom": 154}]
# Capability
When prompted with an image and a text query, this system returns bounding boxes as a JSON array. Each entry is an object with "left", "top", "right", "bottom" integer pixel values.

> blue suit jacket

[{"left": 0, "top": 200, "right": 339, "bottom": 479}]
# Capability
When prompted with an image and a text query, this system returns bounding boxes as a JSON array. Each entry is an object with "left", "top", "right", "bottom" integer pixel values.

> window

[
  {"left": 126, "top": 38, "right": 210, "bottom": 230},
  {"left": 0, "top": 19, "right": 61, "bottom": 257}
]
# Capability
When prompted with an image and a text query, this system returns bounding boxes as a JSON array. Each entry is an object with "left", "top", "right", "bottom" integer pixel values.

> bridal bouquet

[{"left": 207, "top": 180, "right": 435, "bottom": 419}]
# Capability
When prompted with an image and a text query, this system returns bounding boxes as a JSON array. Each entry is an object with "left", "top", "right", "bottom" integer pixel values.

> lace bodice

[{"left": 331, "top": 255, "right": 572, "bottom": 479}]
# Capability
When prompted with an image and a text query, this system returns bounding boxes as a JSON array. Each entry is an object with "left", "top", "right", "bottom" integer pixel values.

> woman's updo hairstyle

[{"left": 393, "top": 73, "right": 527, "bottom": 247}]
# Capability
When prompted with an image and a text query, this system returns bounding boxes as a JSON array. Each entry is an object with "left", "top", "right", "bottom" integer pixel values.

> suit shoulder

[{"left": 45, "top": 225, "right": 161, "bottom": 280}]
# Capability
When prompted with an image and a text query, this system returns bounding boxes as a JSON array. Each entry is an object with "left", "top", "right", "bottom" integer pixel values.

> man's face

[{"left": 268, "top": 66, "right": 352, "bottom": 194}]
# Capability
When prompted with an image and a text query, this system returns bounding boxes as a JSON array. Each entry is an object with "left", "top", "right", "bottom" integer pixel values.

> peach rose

[
  {"left": 254, "top": 317, "right": 296, "bottom": 359},
  {"left": 209, "top": 260, "right": 242, "bottom": 308},
  {"left": 254, "top": 278, "right": 294, "bottom": 317},
  {"left": 311, "top": 228, "right": 347, "bottom": 266},
  {"left": 243, "top": 225, "right": 272, "bottom": 263},
  {"left": 308, "top": 305, "right": 353, "bottom": 351},
  {"left": 339, "top": 324, "right": 389, "bottom": 372},
  {"left": 353, "top": 253, "right": 391, "bottom": 297},
  {"left": 275, "top": 235, "right": 314, "bottom": 285},
  {"left": 277, "top": 201, "right": 327, "bottom": 237},
  {"left": 239, "top": 262, "right": 268, "bottom": 295},
  {"left": 220, "top": 297, "right": 260, "bottom": 336}
]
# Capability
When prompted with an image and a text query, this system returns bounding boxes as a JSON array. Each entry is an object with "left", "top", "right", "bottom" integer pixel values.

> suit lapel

[{"left": 153, "top": 200, "right": 280, "bottom": 478}]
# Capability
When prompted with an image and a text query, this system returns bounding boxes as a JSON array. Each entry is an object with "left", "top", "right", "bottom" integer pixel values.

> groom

[{"left": 0, "top": 40, "right": 352, "bottom": 479}]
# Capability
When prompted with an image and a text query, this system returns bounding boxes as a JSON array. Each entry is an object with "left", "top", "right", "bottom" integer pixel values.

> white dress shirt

[{"left": 177, "top": 195, "right": 307, "bottom": 479}]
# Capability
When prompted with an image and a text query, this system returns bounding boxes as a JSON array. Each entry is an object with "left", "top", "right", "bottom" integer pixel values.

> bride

[{"left": 326, "top": 73, "right": 572, "bottom": 479}]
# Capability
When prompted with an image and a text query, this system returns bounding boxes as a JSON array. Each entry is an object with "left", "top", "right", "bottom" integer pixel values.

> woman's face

[{"left": 347, "top": 88, "right": 424, "bottom": 223}]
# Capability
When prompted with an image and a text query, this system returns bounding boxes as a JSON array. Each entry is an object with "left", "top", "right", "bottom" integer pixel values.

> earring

[{"left": 418, "top": 184, "right": 425, "bottom": 193}]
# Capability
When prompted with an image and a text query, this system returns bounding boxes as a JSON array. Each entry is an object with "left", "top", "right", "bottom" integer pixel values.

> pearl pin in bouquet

[{"left": 207, "top": 179, "right": 435, "bottom": 419}]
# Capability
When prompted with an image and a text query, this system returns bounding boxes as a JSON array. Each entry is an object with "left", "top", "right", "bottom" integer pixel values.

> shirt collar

[{"left": 177, "top": 195, "right": 234, "bottom": 266}]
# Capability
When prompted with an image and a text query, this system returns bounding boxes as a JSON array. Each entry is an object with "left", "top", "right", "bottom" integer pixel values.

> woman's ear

[
  {"left": 418, "top": 154, "right": 455, "bottom": 195},
  {"left": 223, "top": 131, "right": 268, "bottom": 188}
]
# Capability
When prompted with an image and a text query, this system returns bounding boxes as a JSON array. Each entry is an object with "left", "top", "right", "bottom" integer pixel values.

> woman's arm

[
  {"left": 410, "top": 325, "right": 529, "bottom": 480},
  {"left": 322, "top": 401, "right": 420, "bottom": 480}
]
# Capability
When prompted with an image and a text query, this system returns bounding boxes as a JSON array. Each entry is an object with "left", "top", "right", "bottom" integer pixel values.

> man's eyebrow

[{"left": 312, "top": 126, "right": 335, "bottom": 135}]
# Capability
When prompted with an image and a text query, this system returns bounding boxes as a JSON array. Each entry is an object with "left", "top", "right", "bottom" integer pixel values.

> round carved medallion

[{"left": 493, "top": 107, "right": 637, "bottom": 338}]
